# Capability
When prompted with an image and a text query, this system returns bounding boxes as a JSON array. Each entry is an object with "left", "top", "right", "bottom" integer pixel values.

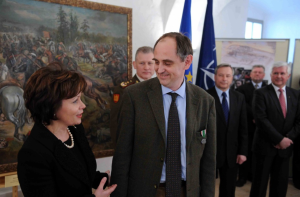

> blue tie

[{"left": 222, "top": 92, "right": 229, "bottom": 123}]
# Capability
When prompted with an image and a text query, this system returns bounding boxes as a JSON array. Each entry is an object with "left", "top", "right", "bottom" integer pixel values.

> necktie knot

[
  {"left": 278, "top": 88, "right": 283, "bottom": 93},
  {"left": 168, "top": 92, "right": 178, "bottom": 103},
  {"left": 222, "top": 92, "right": 227, "bottom": 98},
  {"left": 255, "top": 84, "right": 259, "bottom": 89}
]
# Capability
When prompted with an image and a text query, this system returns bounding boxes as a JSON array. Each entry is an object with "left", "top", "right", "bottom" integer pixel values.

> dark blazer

[
  {"left": 17, "top": 123, "right": 108, "bottom": 197},
  {"left": 111, "top": 77, "right": 217, "bottom": 197},
  {"left": 236, "top": 81, "right": 267, "bottom": 133},
  {"left": 207, "top": 87, "right": 248, "bottom": 168},
  {"left": 252, "top": 84, "right": 300, "bottom": 157},
  {"left": 110, "top": 74, "right": 139, "bottom": 148}
]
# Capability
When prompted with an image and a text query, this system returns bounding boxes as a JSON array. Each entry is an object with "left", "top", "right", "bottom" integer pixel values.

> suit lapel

[
  {"left": 249, "top": 83, "right": 255, "bottom": 92},
  {"left": 186, "top": 83, "right": 200, "bottom": 149},
  {"left": 285, "top": 87, "right": 294, "bottom": 119},
  {"left": 210, "top": 88, "right": 227, "bottom": 125},
  {"left": 147, "top": 78, "right": 166, "bottom": 143},
  {"left": 228, "top": 90, "right": 237, "bottom": 130},
  {"left": 267, "top": 85, "right": 284, "bottom": 118},
  {"left": 71, "top": 125, "right": 96, "bottom": 184}
]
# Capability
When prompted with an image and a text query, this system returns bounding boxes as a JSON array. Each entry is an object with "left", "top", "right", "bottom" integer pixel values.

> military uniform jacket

[{"left": 110, "top": 75, "right": 139, "bottom": 148}]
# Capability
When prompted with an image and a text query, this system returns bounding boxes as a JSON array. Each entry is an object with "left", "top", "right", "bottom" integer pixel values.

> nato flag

[{"left": 195, "top": 0, "right": 217, "bottom": 90}]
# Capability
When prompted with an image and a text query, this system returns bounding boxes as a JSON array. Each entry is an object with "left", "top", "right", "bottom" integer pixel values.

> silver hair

[
  {"left": 272, "top": 62, "right": 291, "bottom": 74},
  {"left": 214, "top": 63, "right": 234, "bottom": 75}
]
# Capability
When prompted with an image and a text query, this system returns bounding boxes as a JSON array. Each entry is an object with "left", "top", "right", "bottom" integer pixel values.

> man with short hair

[
  {"left": 250, "top": 62, "right": 300, "bottom": 197},
  {"left": 111, "top": 32, "right": 216, "bottom": 197},
  {"left": 207, "top": 64, "right": 248, "bottom": 197},
  {"left": 110, "top": 46, "right": 155, "bottom": 148},
  {"left": 235, "top": 65, "right": 267, "bottom": 187}
]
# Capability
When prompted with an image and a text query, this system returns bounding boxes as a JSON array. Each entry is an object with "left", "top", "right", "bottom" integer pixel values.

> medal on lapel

[{"left": 201, "top": 129, "right": 206, "bottom": 144}]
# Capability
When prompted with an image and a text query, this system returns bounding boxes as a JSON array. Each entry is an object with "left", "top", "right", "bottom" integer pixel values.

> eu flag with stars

[
  {"left": 195, "top": 0, "right": 217, "bottom": 90},
  {"left": 179, "top": 0, "right": 193, "bottom": 84}
]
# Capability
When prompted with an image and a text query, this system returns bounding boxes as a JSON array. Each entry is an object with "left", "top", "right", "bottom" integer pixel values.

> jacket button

[
  {"left": 154, "top": 184, "right": 157, "bottom": 189},
  {"left": 160, "top": 158, "right": 164, "bottom": 162}
]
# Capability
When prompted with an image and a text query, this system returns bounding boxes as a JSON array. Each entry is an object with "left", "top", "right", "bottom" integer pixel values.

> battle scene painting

[{"left": 0, "top": 0, "right": 132, "bottom": 173}]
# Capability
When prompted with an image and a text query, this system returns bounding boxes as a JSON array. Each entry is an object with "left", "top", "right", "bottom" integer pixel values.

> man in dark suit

[
  {"left": 110, "top": 46, "right": 155, "bottom": 148},
  {"left": 111, "top": 32, "right": 216, "bottom": 197},
  {"left": 250, "top": 62, "right": 300, "bottom": 197},
  {"left": 293, "top": 86, "right": 300, "bottom": 190},
  {"left": 235, "top": 65, "right": 267, "bottom": 187},
  {"left": 207, "top": 63, "right": 248, "bottom": 197},
  {"left": 294, "top": 129, "right": 300, "bottom": 189}
]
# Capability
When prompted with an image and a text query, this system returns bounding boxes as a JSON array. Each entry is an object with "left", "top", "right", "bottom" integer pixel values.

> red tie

[{"left": 278, "top": 89, "right": 286, "bottom": 118}]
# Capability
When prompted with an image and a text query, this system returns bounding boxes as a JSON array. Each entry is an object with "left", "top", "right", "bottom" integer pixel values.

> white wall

[
  {"left": 248, "top": 0, "right": 300, "bottom": 63},
  {"left": 263, "top": 14, "right": 300, "bottom": 63},
  {"left": 214, "top": 0, "right": 249, "bottom": 39},
  {"left": 247, "top": 3, "right": 265, "bottom": 21}
]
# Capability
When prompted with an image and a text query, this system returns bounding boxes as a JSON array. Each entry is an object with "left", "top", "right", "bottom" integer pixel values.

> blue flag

[
  {"left": 195, "top": 0, "right": 217, "bottom": 90},
  {"left": 179, "top": 0, "right": 193, "bottom": 83}
]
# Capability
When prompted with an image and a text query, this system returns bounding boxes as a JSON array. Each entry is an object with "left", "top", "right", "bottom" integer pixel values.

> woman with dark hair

[{"left": 17, "top": 62, "right": 117, "bottom": 197}]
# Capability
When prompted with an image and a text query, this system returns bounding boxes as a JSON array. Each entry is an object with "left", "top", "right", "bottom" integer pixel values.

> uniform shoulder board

[{"left": 120, "top": 79, "right": 135, "bottom": 88}]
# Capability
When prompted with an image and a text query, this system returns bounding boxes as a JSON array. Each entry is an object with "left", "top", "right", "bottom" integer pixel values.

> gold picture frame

[{"left": 0, "top": 0, "right": 132, "bottom": 174}]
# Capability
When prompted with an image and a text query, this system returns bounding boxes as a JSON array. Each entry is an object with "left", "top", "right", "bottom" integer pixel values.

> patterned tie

[
  {"left": 221, "top": 92, "right": 229, "bottom": 123},
  {"left": 278, "top": 89, "right": 286, "bottom": 118},
  {"left": 166, "top": 93, "right": 181, "bottom": 197},
  {"left": 255, "top": 83, "right": 259, "bottom": 89}
]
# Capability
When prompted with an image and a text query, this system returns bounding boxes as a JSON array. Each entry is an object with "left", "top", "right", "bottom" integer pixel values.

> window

[{"left": 245, "top": 18, "right": 263, "bottom": 39}]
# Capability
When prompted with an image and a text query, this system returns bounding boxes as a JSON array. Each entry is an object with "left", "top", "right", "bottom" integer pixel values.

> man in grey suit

[{"left": 111, "top": 32, "right": 216, "bottom": 197}]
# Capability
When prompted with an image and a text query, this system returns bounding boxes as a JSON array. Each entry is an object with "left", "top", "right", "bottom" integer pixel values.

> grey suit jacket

[{"left": 111, "top": 77, "right": 216, "bottom": 197}]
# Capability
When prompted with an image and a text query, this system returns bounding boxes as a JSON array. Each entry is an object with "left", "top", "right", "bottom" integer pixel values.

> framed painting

[{"left": 0, "top": 0, "right": 132, "bottom": 174}]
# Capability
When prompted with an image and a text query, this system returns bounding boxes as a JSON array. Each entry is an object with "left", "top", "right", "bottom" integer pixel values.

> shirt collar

[
  {"left": 272, "top": 83, "right": 286, "bottom": 92},
  {"left": 251, "top": 81, "right": 263, "bottom": 88},
  {"left": 161, "top": 79, "right": 186, "bottom": 99},
  {"left": 215, "top": 86, "right": 229, "bottom": 98},
  {"left": 136, "top": 74, "right": 145, "bottom": 82}
]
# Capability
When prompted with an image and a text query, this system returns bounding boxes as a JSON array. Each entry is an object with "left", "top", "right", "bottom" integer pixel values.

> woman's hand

[
  {"left": 94, "top": 177, "right": 117, "bottom": 197},
  {"left": 105, "top": 170, "right": 111, "bottom": 185}
]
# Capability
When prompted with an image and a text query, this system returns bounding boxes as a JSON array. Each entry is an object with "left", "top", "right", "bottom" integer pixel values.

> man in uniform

[
  {"left": 235, "top": 65, "right": 267, "bottom": 187},
  {"left": 110, "top": 46, "right": 155, "bottom": 148}
]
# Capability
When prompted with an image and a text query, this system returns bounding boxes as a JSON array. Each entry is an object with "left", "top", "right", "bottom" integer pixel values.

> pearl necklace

[
  {"left": 65, "top": 127, "right": 74, "bottom": 149},
  {"left": 43, "top": 123, "right": 74, "bottom": 149}
]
